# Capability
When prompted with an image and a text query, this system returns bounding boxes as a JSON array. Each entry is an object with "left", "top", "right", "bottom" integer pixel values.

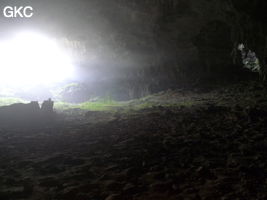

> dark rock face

[
  {"left": 101, "top": 0, "right": 267, "bottom": 97},
  {"left": 2, "top": 0, "right": 267, "bottom": 98},
  {"left": 0, "top": 101, "right": 54, "bottom": 128},
  {"left": 0, "top": 102, "right": 41, "bottom": 124}
]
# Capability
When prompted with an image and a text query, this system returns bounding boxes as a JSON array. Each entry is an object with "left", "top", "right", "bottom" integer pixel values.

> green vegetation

[
  {"left": 54, "top": 98, "right": 121, "bottom": 111},
  {"left": 0, "top": 97, "right": 28, "bottom": 106},
  {"left": 0, "top": 96, "right": 120, "bottom": 111},
  {"left": 0, "top": 92, "right": 197, "bottom": 112},
  {"left": 79, "top": 101, "right": 120, "bottom": 111},
  {"left": 53, "top": 101, "right": 77, "bottom": 110}
]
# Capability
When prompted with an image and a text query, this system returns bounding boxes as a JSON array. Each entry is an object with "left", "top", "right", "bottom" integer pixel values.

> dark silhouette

[{"left": 41, "top": 98, "right": 54, "bottom": 113}]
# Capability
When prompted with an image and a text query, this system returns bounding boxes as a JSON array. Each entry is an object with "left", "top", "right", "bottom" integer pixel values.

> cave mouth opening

[
  {"left": 0, "top": 30, "right": 77, "bottom": 100},
  {"left": 0, "top": 31, "right": 75, "bottom": 87}
]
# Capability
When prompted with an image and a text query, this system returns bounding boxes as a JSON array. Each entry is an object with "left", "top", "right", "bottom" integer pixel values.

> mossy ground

[
  {"left": 0, "top": 97, "right": 121, "bottom": 111},
  {"left": 1, "top": 81, "right": 267, "bottom": 112},
  {"left": 0, "top": 94, "right": 196, "bottom": 112},
  {"left": 1, "top": 81, "right": 267, "bottom": 200}
]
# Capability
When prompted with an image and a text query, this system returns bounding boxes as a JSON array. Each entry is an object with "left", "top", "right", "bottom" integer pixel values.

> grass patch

[
  {"left": 54, "top": 100, "right": 121, "bottom": 111},
  {"left": 79, "top": 101, "right": 120, "bottom": 111},
  {"left": 54, "top": 102, "right": 77, "bottom": 110},
  {"left": 0, "top": 97, "right": 121, "bottom": 111}
]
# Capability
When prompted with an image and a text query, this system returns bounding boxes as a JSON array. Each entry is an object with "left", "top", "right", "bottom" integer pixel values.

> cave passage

[{"left": 0, "top": 0, "right": 267, "bottom": 200}]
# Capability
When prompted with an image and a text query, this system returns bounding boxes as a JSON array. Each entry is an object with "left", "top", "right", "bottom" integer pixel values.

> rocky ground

[{"left": 0, "top": 82, "right": 267, "bottom": 200}]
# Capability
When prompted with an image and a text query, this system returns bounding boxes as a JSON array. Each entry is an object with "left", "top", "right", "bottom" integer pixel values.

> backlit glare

[{"left": 0, "top": 31, "right": 74, "bottom": 86}]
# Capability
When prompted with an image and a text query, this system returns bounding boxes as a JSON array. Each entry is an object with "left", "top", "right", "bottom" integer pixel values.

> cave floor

[{"left": 1, "top": 82, "right": 267, "bottom": 200}]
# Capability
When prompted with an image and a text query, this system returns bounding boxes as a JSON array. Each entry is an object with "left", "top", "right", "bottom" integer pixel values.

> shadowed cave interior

[{"left": 0, "top": 0, "right": 267, "bottom": 200}]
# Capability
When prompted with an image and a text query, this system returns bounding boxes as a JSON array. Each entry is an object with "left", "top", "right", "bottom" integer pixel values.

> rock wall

[
  {"left": 52, "top": 0, "right": 267, "bottom": 98},
  {"left": 99, "top": 0, "right": 267, "bottom": 97},
  {"left": 2, "top": 0, "right": 267, "bottom": 99}
]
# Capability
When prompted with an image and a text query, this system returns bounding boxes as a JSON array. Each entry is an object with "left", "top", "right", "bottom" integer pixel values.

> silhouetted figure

[{"left": 41, "top": 98, "right": 54, "bottom": 113}]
